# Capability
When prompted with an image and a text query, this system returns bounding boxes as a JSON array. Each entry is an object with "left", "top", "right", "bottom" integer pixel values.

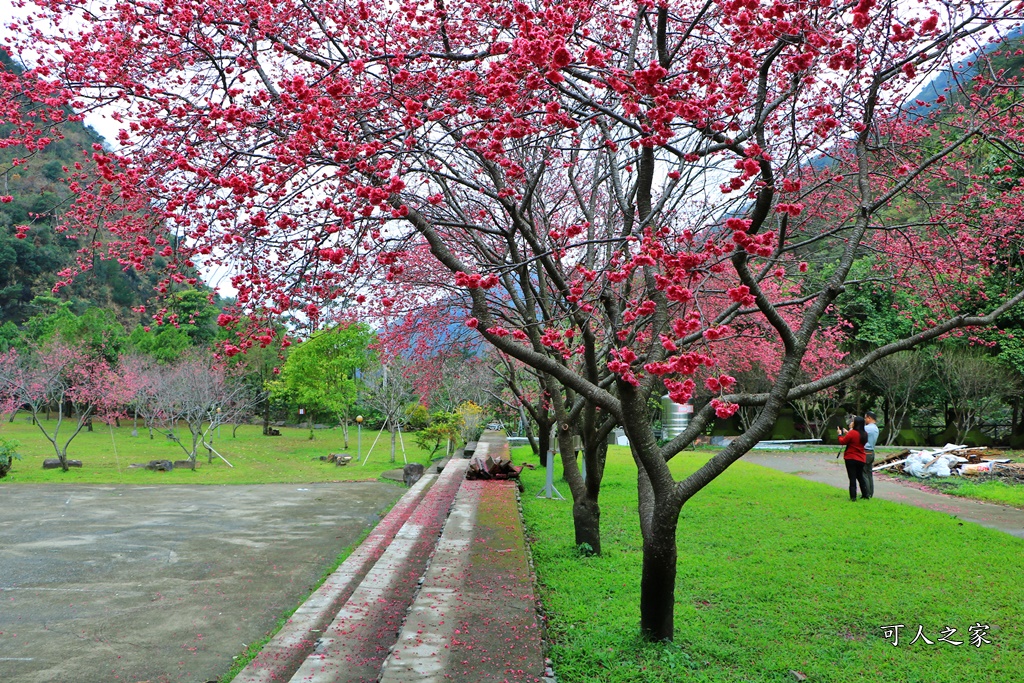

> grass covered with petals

[
  {"left": 0, "top": 415, "right": 436, "bottom": 484},
  {"left": 517, "top": 446, "right": 1024, "bottom": 683}
]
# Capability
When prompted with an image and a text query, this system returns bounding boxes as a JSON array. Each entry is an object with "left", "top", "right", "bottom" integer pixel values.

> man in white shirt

[{"left": 859, "top": 411, "right": 880, "bottom": 499}]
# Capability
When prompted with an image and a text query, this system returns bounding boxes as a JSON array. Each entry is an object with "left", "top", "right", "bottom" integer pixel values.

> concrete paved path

[
  {"left": 236, "top": 472, "right": 440, "bottom": 683},
  {"left": 380, "top": 437, "right": 545, "bottom": 683},
  {"left": 287, "top": 460, "right": 469, "bottom": 683},
  {"left": 745, "top": 452, "right": 1024, "bottom": 539},
  {"left": 0, "top": 482, "right": 401, "bottom": 683},
  {"left": 242, "top": 432, "right": 547, "bottom": 683}
]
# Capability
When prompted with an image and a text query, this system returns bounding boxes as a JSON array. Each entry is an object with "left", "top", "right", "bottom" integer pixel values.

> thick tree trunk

[
  {"left": 572, "top": 494, "right": 601, "bottom": 555},
  {"left": 639, "top": 514, "right": 679, "bottom": 641},
  {"left": 536, "top": 421, "right": 551, "bottom": 467}
]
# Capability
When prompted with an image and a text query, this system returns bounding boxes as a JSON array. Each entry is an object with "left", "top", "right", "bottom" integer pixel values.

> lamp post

[
  {"left": 216, "top": 407, "right": 221, "bottom": 441},
  {"left": 356, "top": 415, "right": 363, "bottom": 463}
]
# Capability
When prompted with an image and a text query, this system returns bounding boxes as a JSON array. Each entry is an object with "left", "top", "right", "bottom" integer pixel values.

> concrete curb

[
  {"left": 378, "top": 475, "right": 482, "bottom": 683},
  {"left": 287, "top": 458, "right": 470, "bottom": 682},
  {"left": 235, "top": 472, "right": 438, "bottom": 683},
  {"left": 380, "top": 431, "right": 546, "bottom": 683}
]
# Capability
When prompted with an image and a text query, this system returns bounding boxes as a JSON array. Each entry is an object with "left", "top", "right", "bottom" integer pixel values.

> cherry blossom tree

[
  {"left": 4, "top": 0, "right": 1024, "bottom": 640},
  {"left": 0, "top": 338, "right": 120, "bottom": 470},
  {"left": 362, "top": 357, "right": 416, "bottom": 463},
  {"left": 148, "top": 352, "right": 258, "bottom": 466},
  {"left": 119, "top": 352, "right": 162, "bottom": 438}
]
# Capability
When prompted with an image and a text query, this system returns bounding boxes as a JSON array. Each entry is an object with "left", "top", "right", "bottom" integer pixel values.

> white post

[
  {"left": 536, "top": 425, "right": 564, "bottom": 500},
  {"left": 397, "top": 423, "right": 407, "bottom": 464}
]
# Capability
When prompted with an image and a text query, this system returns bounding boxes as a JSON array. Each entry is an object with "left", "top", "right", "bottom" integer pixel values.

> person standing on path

[
  {"left": 838, "top": 416, "right": 869, "bottom": 502},
  {"left": 859, "top": 411, "right": 879, "bottom": 499}
]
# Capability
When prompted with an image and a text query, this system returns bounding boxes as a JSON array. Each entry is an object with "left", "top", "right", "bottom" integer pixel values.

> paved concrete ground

[
  {"left": 380, "top": 434, "right": 546, "bottom": 683},
  {"left": 0, "top": 482, "right": 401, "bottom": 683},
  {"left": 287, "top": 461, "right": 469, "bottom": 683},
  {"left": 745, "top": 451, "right": 1024, "bottom": 538},
  {"left": 238, "top": 432, "right": 546, "bottom": 683}
]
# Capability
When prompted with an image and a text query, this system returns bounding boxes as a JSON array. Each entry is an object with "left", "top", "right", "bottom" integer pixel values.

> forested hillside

[{"left": 0, "top": 49, "right": 169, "bottom": 327}]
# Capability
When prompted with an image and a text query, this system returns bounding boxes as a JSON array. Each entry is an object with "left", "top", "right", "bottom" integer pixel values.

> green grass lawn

[
  {"left": 0, "top": 414, "right": 440, "bottom": 484},
  {"left": 518, "top": 446, "right": 1024, "bottom": 683},
  {"left": 911, "top": 477, "right": 1024, "bottom": 509}
]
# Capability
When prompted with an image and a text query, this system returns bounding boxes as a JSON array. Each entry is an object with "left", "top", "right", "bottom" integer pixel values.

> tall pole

[{"left": 356, "top": 415, "right": 363, "bottom": 463}]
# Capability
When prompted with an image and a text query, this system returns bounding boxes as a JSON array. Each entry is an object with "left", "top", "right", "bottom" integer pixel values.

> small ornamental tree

[
  {"left": 5, "top": 0, "right": 1024, "bottom": 640},
  {"left": 362, "top": 358, "right": 416, "bottom": 463},
  {"left": 150, "top": 352, "right": 258, "bottom": 466},
  {"left": 493, "top": 356, "right": 557, "bottom": 464},
  {"left": 864, "top": 350, "right": 931, "bottom": 444},
  {"left": 935, "top": 348, "right": 1016, "bottom": 443},
  {"left": 0, "top": 338, "right": 119, "bottom": 470},
  {"left": 413, "top": 410, "right": 463, "bottom": 456},
  {"left": 120, "top": 353, "right": 164, "bottom": 439}
]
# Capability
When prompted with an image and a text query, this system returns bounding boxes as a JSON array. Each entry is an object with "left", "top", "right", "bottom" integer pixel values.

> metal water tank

[{"left": 661, "top": 395, "right": 693, "bottom": 440}]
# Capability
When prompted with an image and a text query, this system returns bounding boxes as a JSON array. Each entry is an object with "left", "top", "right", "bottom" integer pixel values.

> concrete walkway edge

[
  {"left": 236, "top": 472, "right": 439, "bottom": 683},
  {"left": 287, "top": 459, "right": 470, "bottom": 682},
  {"left": 238, "top": 431, "right": 548, "bottom": 683},
  {"left": 378, "top": 475, "right": 482, "bottom": 682},
  {"left": 380, "top": 432, "right": 547, "bottom": 683}
]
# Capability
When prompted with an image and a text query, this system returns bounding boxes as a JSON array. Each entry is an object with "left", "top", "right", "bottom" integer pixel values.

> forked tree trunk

[{"left": 574, "top": 432, "right": 609, "bottom": 554}]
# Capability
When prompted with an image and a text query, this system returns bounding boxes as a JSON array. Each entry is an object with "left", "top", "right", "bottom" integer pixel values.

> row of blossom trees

[{"left": 0, "top": 338, "right": 257, "bottom": 470}]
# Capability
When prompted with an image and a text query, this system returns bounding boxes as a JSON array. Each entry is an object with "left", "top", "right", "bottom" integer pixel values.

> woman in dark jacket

[{"left": 837, "top": 416, "right": 869, "bottom": 501}]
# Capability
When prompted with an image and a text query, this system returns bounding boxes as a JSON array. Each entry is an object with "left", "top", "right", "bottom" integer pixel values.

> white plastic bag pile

[{"left": 903, "top": 444, "right": 966, "bottom": 478}]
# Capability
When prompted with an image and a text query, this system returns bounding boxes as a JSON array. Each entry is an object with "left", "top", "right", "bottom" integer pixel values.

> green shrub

[
  {"left": 0, "top": 438, "right": 21, "bottom": 479},
  {"left": 413, "top": 411, "right": 462, "bottom": 456},
  {"left": 404, "top": 402, "right": 430, "bottom": 431}
]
